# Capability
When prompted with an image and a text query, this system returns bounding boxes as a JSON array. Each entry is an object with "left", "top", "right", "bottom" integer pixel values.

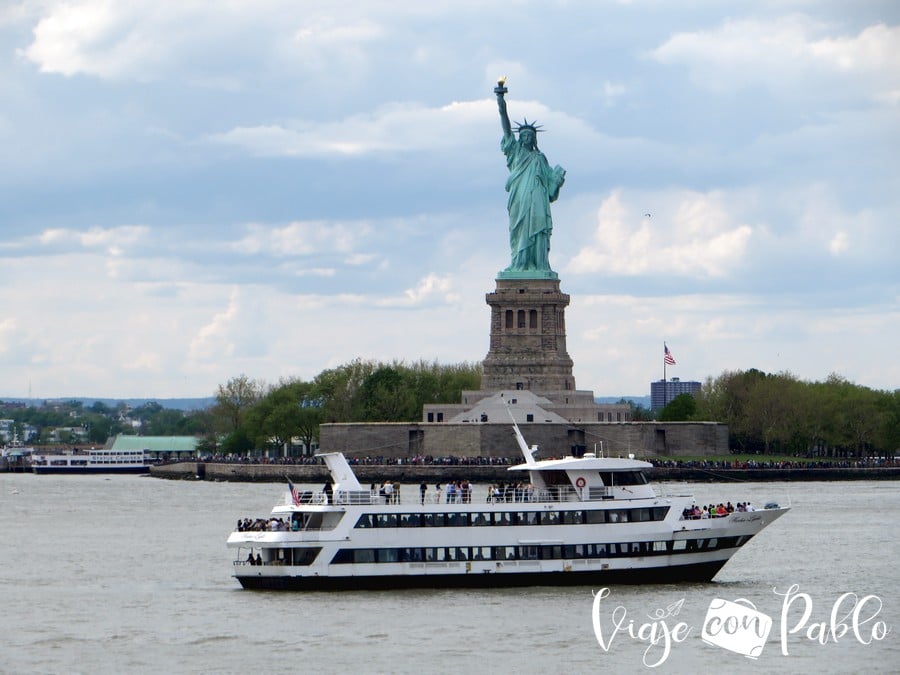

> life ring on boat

[{"left": 575, "top": 477, "right": 586, "bottom": 489}]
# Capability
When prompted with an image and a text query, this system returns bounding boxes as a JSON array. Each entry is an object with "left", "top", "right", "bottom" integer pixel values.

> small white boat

[{"left": 227, "top": 420, "right": 788, "bottom": 590}]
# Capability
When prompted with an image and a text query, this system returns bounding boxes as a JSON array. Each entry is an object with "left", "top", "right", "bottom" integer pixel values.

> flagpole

[{"left": 663, "top": 342, "right": 667, "bottom": 407}]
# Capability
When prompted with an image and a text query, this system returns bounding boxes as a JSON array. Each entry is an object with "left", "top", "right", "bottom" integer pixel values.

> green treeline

[
  {"left": 662, "top": 369, "right": 899, "bottom": 458},
  {"left": 207, "top": 359, "right": 483, "bottom": 455},
  {"left": 5, "top": 362, "right": 896, "bottom": 458}
]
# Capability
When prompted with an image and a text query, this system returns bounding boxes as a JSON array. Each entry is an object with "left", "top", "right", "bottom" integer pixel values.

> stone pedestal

[{"left": 481, "top": 277, "right": 575, "bottom": 392}]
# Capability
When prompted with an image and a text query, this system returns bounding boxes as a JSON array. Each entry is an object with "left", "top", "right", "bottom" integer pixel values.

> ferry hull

[
  {"left": 235, "top": 559, "right": 728, "bottom": 591},
  {"left": 32, "top": 466, "right": 152, "bottom": 475}
]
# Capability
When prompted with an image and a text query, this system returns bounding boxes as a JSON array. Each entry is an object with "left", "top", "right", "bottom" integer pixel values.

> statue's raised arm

[
  {"left": 495, "top": 77, "right": 512, "bottom": 138},
  {"left": 492, "top": 79, "right": 565, "bottom": 279}
]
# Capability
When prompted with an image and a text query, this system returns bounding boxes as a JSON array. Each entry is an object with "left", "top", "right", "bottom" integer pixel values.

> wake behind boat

[{"left": 227, "top": 420, "right": 788, "bottom": 590}]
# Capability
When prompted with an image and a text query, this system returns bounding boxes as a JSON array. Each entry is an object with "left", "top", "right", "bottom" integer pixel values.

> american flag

[
  {"left": 664, "top": 343, "right": 676, "bottom": 365},
  {"left": 288, "top": 479, "right": 301, "bottom": 506}
]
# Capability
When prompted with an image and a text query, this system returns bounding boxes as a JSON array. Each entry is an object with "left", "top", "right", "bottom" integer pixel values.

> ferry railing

[{"left": 282, "top": 485, "right": 624, "bottom": 506}]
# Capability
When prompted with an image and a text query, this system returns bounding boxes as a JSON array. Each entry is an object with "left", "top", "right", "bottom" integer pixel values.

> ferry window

[
  {"left": 354, "top": 514, "right": 374, "bottom": 529},
  {"left": 472, "top": 513, "right": 491, "bottom": 526},
  {"left": 544, "top": 545, "right": 562, "bottom": 560},
  {"left": 593, "top": 544, "right": 608, "bottom": 557},
  {"left": 544, "top": 511, "right": 560, "bottom": 525},
  {"left": 719, "top": 536, "right": 738, "bottom": 548},
  {"left": 561, "top": 511, "right": 583, "bottom": 525},
  {"left": 472, "top": 547, "right": 489, "bottom": 560},
  {"left": 331, "top": 549, "right": 353, "bottom": 564},
  {"left": 574, "top": 544, "right": 587, "bottom": 558},
  {"left": 608, "top": 510, "right": 629, "bottom": 523},
  {"left": 585, "top": 510, "right": 606, "bottom": 524},
  {"left": 519, "top": 546, "right": 539, "bottom": 560},
  {"left": 495, "top": 512, "right": 513, "bottom": 526},
  {"left": 653, "top": 541, "right": 668, "bottom": 553},
  {"left": 400, "top": 514, "right": 421, "bottom": 527},
  {"left": 615, "top": 471, "right": 647, "bottom": 486},
  {"left": 707, "top": 538, "right": 718, "bottom": 549},
  {"left": 455, "top": 547, "right": 468, "bottom": 560},
  {"left": 379, "top": 549, "right": 399, "bottom": 563},
  {"left": 523, "top": 511, "right": 539, "bottom": 526},
  {"left": 652, "top": 507, "right": 670, "bottom": 521},
  {"left": 421, "top": 513, "right": 435, "bottom": 527},
  {"left": 672, "top": 540, "right": 687, "bottom": 551},
  {"left": 446, "top": 513, "right": 467, "bottom": 527},
  {"left": 598, "top": 472, "right": 613, "bottom": 486},
  {"left": 376, "top": 514, "right": 398, "bottom": 528},
  {"left": 631, "top": 508, "right": 651, "bottom": 522},
  {"left": 353, "top": 549, "right": 375, "bottom": 563},
  {"left": 432, "top": 513, "right": 447, "bottom": 527},
  {"left": 494, "top": 546, "right": 516, "bottom": 560},
  {"left": 425, "top": 548, "right": 437, "bottom": 561},
  {"left": 293, "top": 547, "right": 322, "bottom": 565}
]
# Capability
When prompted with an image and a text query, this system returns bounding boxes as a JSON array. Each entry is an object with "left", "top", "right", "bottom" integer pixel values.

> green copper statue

[{"left": 495, "top": 78, "right": 566, "bottom": 278}]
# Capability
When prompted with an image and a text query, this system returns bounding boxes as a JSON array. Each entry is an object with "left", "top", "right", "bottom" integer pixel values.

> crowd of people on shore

[
  {"left": 650, "top": 457, "right": 897, "bottom": 470},
  {"left": 173, "top": 454, "right": 514, "bottom": 467},
  {"left": 168, "top": 453, "right": 895, "bottom": 470}
]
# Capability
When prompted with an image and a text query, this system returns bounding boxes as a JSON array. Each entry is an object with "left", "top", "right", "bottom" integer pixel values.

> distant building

[{"left": 650, "top": 378, "right": 702, "bottom": 411}]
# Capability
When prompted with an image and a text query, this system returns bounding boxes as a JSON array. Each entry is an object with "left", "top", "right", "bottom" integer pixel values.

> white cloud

[
  {"left": 376, "top": 273, "right": 461, "bottom": 308},
  {"left": 651, "top": 16, "right": 900, "bottom": 102},
  {"left": 208, "top": 99, "right": 501, "bottom": 157},
  {"left": 232, "top": 220, "right": 368, "bottom": 256},
  {"left": 37, "top": 224, "right": 149, "bottom": 251},
  {"left": 566, "top": 190, "right": 752, "bottom": 278}
]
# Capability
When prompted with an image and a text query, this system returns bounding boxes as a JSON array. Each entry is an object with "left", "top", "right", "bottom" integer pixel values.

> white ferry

[
  {"left": 227, "top": 422, "right": 788, "bottom": 590},
  {"left": 30, "top": 448, "right": 157, "bottom": 474}
]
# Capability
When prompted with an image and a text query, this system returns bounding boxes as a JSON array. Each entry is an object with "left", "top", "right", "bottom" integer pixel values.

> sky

[{"left": 1, "top": 1, "right": 898, "bottom": 400}]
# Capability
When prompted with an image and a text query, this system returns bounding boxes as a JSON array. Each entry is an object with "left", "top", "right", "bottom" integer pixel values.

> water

[{"left": 1, "top": 475, "right": 897, "bottom": 674}]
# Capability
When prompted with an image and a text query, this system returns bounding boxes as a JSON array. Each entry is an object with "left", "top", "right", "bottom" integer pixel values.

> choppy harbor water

[{"left": 1, "top": 474, "right": 897, "bottom": 674}]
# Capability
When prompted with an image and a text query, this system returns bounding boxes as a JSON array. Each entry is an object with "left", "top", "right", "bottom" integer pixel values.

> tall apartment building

[{"left": 650, "top": 377, "right": 702, "bottom": 411}]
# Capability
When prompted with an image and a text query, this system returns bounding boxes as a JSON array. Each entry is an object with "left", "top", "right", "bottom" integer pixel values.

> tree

[
  {"left": 212, "top": 374, "right": 264, "bottom": 433},
  {"left": 659, "top": 393, "right": 697, "bottom": 421},
  {"left": 245, "top": 379, "right": 323, "bottom": 456}
]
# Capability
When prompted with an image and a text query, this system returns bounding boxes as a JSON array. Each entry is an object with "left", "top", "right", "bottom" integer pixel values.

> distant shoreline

[{"left": 150, "top": 462, "right": 900, "bottom": 483}]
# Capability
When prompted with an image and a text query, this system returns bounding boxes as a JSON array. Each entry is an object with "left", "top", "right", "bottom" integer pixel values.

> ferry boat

[
  {"left": 30, "top": 448, "right": 158, "bottom": 474},
  {"left": 227, "top": 422, "right": 788, "bottom": 590}
]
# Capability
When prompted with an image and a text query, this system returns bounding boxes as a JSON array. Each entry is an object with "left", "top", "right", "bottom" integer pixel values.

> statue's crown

[{"left": 515, "top": 118, "right": 544, "bottom": 133}]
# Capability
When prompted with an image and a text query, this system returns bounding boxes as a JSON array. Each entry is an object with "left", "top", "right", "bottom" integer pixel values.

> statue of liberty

[{"left": 495, "top": 78, "right": 566, "bottom": 278}]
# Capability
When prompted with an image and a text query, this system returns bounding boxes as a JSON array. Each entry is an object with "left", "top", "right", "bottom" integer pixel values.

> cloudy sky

[{"left": 1, "top": 1, "right": 898, "bottom": 400}]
